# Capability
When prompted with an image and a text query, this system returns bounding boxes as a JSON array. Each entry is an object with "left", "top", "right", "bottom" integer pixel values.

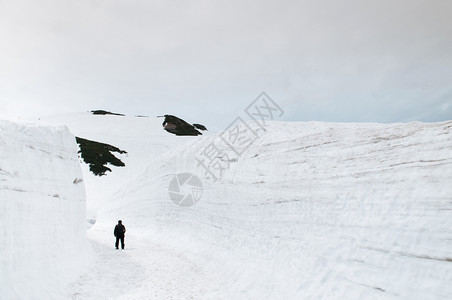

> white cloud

[{"left": 0, "top": 0, "right": 451, "bottom": 128}]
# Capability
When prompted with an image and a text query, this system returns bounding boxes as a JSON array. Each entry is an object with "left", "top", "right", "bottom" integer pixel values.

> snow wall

[
  {"left": 0, "top": 120, "right": 92, "bottom": 299},
  {"left": 95, "top": 120, "right": 452, "bottom": 299}
]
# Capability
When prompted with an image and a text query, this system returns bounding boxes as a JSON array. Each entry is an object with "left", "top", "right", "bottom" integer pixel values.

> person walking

[{"left": 114, "top": 220, "right": 126, "bottom": 249}]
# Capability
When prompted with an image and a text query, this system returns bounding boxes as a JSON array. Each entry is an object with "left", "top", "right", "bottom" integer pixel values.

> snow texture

[
  {"left": 103, "top": 120, "right": 452, "bottom": 299},
  {"left": 0, "top": 120, "right": 93, "bottom": 299},
  {"left": 16, "top": 114, "right": 452, "bottom": 299}
]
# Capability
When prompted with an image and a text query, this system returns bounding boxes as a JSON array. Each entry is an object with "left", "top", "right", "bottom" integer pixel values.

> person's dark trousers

[{"left": 115, "top": 236, "right": 125, "bottom": 249}]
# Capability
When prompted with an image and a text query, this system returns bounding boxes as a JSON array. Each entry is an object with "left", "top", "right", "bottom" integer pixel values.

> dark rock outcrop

[
  {"left": 91, "top": 110, "right": 125, "bottom": 116},
  {"left": 193, "top": 123, "right": 207, "bottom": 131},
  {"left": 76, "top": 137, "right": 127, "bottom": 176},
  {"left": 162, "top": 115, "right": 207, "bottom": 136}
]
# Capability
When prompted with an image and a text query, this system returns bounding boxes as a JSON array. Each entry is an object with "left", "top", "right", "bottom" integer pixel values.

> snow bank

[
  {"left": 35, "top": 112, "right": 193, "bottom": 220},
  {"left": 97, "top": 120, "right": 452, "bottom": 299},
  {"left": 32, "top": 113, "right": 451, "bottom": 299},
  {"left": 0, "top": 120, "right": 92, "bottom": 299}
]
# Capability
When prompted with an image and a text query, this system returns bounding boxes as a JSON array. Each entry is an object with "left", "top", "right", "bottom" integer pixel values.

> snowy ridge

[
  {"left": 36, "top": 112, "right": 197, "bottom": 219},
  {"left": 91, "top": 120, "right": 452, "bottom": 299},
  {"left": 24, "top": 114, "right": 452, "bottom": 299},
  {"left": 0, "top": 120, "right": 93, "bottom": 299}
]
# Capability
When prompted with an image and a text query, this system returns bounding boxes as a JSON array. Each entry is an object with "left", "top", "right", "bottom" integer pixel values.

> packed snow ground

[
  {"left": 0, "top": 120, "right": 92, "bottom": 299},
  {"left": 16, "top": 114, "right": 452, "bottom": 298}
]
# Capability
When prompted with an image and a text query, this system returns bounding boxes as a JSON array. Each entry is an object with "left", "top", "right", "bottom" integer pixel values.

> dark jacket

[{"left": 114, "top": 224, "right": 126, "bottom": 237}]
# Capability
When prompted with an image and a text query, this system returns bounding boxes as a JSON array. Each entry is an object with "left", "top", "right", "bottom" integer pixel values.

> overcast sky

[{"left": 1, "top": 0, "right": 451, "bottom": 130}]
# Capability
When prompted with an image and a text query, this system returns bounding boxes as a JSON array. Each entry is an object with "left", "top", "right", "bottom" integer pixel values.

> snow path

[
  {"left": 60, "top": 117, "right": 452, "bottom": 299},
  {"left": 69, "top": 226, "right": 217, "bottom": 300}
]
